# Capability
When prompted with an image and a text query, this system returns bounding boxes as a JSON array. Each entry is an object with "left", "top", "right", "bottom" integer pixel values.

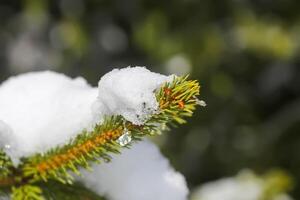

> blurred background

[{"left": 0, "top": 0, "right": 300, "bottom": 199}]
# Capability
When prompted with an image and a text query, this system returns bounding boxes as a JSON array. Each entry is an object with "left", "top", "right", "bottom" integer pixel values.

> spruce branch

[
  {"left": 21, "top": 116, "right": 125, "bottom": 184},
  {"left": 0, "top": 149, "right": 14, "bottom": 181},
  {"left": 0, "top": 75, "right": 201, "bottom": 198},
  {"left": 12, "top": 185, "right": 44, "bottom": 200},
  {"left": 40, "top": 181, "right": 106, "bottom": 200}
]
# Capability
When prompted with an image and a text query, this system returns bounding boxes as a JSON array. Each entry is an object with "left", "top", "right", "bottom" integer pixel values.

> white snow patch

[
  {"left": 0, "top": 120, "right": 14, "bottom": 148},
  {"left": 191, "top": 177, "right": 262, "bottom": 200},
  {"left": 94, "top": 67, "right": 171, "bottom": 125},
  {"left": 0, "top": 71, "right": 98, "bottom": 161},
  {"left": 191, "top": 170, "right": 293, "bottom": 200},
  {"left": 81, "top": 140, "right": 189, "bottom": 200}
]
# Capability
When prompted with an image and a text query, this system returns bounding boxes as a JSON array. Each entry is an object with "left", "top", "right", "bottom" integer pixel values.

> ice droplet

[
  {"left": 196, "top": 99, "right": 206, "bottom": 107},
  {"left": 117, "top": 130, "right": 132, "bottom": 146}
]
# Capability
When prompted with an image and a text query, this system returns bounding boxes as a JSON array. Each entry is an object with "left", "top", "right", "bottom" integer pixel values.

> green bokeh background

[{"left": 0, "top": 0, "right": 300, "bottom": 198}]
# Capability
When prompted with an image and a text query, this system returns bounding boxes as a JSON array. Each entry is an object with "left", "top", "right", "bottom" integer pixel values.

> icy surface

[
  {"left": 94, "top": 67, "right": 171, "bottom": 125},
  {"left": 81, "top": 140, "right": 189, "bottom": 200},
  {"left": 0, "top": 67, "right": 188, "bottom": 200}
]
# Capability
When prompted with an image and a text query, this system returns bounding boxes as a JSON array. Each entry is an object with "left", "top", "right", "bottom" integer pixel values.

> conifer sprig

[
  {"left": 0, "top": 75, "right": 201, "bottom": 197},
  {"left": 12, "top": 185, "right": 44, "bottom": 200},
  {"left": 21, "top": 116, "right": 125, "bottom": 184},
  {"left": 0, "top": 150, "right": 14, "bottom": 182}
]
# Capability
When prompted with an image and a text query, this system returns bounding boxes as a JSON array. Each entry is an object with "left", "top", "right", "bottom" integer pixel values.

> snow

[
  {"left": 0, "top": 120, "right": 14, "bottom": 149},
  {"left": 191, "top": 176, "right": 262, "bottom": 200},
  {"left": 190, "top": 170, "right": 293, "bottom": 200},
  {"left": 0, "top": 71, "right": 98, "bottom": 162},
  {"left": 94, "top": 67, "right": 171, "bottom": 125},
  {"left": 81, "top": 140, "right": 189, "bottom": 200},
  {"left": 0, "top": 67, "right": 188, "bottom": 200}
]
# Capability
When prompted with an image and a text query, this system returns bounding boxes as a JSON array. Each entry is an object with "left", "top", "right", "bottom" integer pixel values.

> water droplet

[{"left": 117, "top": 130, "right": 132, "bottom": 146}]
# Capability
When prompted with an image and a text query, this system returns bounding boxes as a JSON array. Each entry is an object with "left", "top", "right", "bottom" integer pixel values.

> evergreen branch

[
  {"left": 40, "top": 181, "right": 106, "bottom": 200},
  {"left": 11, "top": 185, "right": 44, "bottom": 200},
  {"left": 0, "top": 149, "right": 14, "bottom": 179},
  {"left": 1, "top": 76, "right": 201, "bottom": 189},
  {"left": 21, "top": 116, "right": 125, "bottom": 184}
]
